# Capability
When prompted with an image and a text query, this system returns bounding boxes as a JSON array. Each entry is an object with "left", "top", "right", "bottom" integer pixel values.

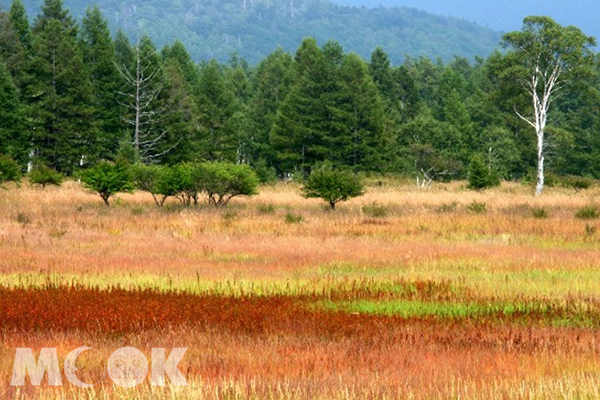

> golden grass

[{"left": 1, "top": 180, "right": 600, "bottom": 398}]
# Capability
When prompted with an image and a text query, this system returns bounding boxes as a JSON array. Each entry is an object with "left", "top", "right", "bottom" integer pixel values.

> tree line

[{"left": 1, "top": 0, "right": 599, "bottom": 194}]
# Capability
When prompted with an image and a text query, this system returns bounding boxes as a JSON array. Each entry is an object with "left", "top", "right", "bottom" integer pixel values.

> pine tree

[
  {"left": 247, "top": 48, "right": 293, "bottom": 166},
  {"left": 9, "top": 0, "right": 32, "bottom": 51},
  {"left": 29, "top": 0, "right": 96, "bottom": 174},
  {"left": 81, "top": 6, "right": 121, "bottom": 160},
  {"left": 196, "top": 59, "right": 239, "bottom": 162},
  {"left": 0, "top": 10, "right": 28, "bottom": 88},
  {"left": 333, "top": 53, "right": 385, "bottom": 170},
  {"left": 270, "top": 38, "right": 340, "bottom": 173},
  {"left": 468, "top": 154, "right": 499, "bottom": 190},
  {"left": 0, "top": 62, "right": 28, "bottom": 164}
]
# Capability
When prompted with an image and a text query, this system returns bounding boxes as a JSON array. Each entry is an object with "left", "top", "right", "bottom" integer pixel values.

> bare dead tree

[{"left": 115, "top": 43, "right": 178, "bottom": 164}]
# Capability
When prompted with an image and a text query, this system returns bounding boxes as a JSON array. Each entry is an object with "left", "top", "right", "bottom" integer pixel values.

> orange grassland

[{"left": 1, "top": 179, "right": 600, "bottom": 399}]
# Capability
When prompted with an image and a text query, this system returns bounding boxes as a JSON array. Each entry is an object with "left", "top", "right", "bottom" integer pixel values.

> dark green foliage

[
  {"left": 252, "top": 159, "right": 277, "bottom": 184},
  {"left": 198, "top": 162, "right": 259, "bottom": 207},
  {"left": 560, "top": 176, "right": 594, "bottom": 191},
  {"left": 29, "top": 0, "right": 96, "bottom": 174},
  {"left": 0, "top": 155, "right": 21, "bottom": 186},
  {"left": 575, "top": 205, "right": 600, "bottom": 220},
  {"left": 130, "top": 163, "right": 174, "bottom": 206},
  {"left": 28, "top": 163, "right": 63, "bottom": 187},
  {"left": 531, "top": 207, "right": 550, "bottom": 219},
  {"left": 302, "top": 162, "right": 364, "bottom": 209},
  {"left": 468, "top": 154, "right": 499, "bottom": 190},
  {"left": 17, "top": 0, "right": 499, "bottom": 64},
  {"left": 80, "top": 6, "right": 121, "bottom": 160},
  {"left": 196, "top": 60, "right": 240, "bottom": 162},
  {"left": 0, "top": 62, "right": 28, "bottom": 165},
  {"left": 80, "top": 161, "right": 133, "bottom": 205}
]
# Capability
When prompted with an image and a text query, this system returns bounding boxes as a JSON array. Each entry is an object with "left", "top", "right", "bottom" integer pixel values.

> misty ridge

[{"left": 16, "top": 0, "right": 501, "bottom": 63}]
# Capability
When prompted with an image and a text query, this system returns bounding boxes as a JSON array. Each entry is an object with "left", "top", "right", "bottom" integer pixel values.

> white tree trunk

[{"left": 535, "top": 129, "right": 545, "bottom": 196}]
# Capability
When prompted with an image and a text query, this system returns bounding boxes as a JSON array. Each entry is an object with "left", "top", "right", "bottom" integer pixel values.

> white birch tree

[{"left": 503, "top": 16, "right": 595, "bottom": 195}]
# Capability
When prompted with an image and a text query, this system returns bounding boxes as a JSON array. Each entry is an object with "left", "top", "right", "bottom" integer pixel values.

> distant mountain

[
  {"left": 15, "top": 0, "right": 501, "bottom": 64},
  {"left": 332, "top": 0, "right": 600, "bottom": 40}
]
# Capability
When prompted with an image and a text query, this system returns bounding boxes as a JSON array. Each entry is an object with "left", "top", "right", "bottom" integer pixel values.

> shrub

[
  {"left": 362, "top": 202, "right": 388, "bottom": 218},
  {"left": 131, "top": 164, "right": 178, "bottom": 206},
  {"left": 28, "top": 164, "right": 63, "bottom": 188},
  {"left": 285, "top": 212, "right": 304, "bottom": 224},
  {"left": 467, "top": 155, "right": 499, "bottom": 190},
  {"left": 80, "top": 161, "right": 134, "bottom": 206},
  {"left": 561, "top": 176, "right": 593, "bottom": 191},
  {"left": 258, "top": 204, "right": 277, "bottom": 214},
  {"left": 199, "top": 162, "right": 259, "bottom": 207},
  {"left": 467, "top": 201, "right": 487, "bottom": 214},
  {"left": 0, "top": 155, "right": 21, "bottom": 186},
  {"left": 252, "top": 159, "right": 277, "bottom": 184},
  {"left": 171, "top": 163, "right": 202, "bottom": 206},
  {"left": 531, "top": 207, "right": 549, "bottom": 219},
  {"left": 437, "top": 201, "right": 459, "bottom": 214},
  {"left": 575, "top": 205, "right": 600, "bottom": 220},
  {"left": 302, "top": 162, "right": 364, "bottom": 210}
]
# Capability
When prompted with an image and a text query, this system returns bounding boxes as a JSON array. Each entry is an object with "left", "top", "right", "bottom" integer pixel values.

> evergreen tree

[
  {"left": 9, "top": 0, "right": 31, "bottom": 51},
  {"left": 270, "top": 38, "right": 340, "bottom": 173},
  {"left": 468, "top": 153, "right": 499, "bottom": 190},
  {"left": 29, "top": 0, "right": 96, "bottom": 174},
  {"left": 247, "top": 48, "right": 293, "bottom": 166},
  {"left": 81, "top": 6, "right": 121, "bottom": 160},
  {"left": 333, "top": 53, "right": 385, "bottom": 170},
  {"left": 196, "top": 59, "right": 239, "bottom": 162},
  {"left": 0, "top": 62, "right": 28, "bottom": 165},
  {"left": 0, "top": 9, "right": 28, "bottom": 89}
]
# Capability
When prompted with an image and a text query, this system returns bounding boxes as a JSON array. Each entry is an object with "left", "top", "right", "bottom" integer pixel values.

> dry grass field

[{"left": 1, "top": 179, "right": 600, "bottom": 399}]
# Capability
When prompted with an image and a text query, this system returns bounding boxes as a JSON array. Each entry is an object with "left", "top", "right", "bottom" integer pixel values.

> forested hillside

[
  {"left": 13, "top": 0, "right": 500, "bottom": 63},
  {"left": 1, "top": 0, "right": 600, "bottom": 185},
  {"left": 333, "top": 0, "right": 600, "bottom": 43}
]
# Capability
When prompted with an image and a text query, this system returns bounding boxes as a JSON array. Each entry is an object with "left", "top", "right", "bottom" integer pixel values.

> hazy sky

[{"left": 333, "top": 0, "right": 599, "bottom": 38}]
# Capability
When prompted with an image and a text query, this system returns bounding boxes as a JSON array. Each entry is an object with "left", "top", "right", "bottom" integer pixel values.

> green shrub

[
  {"left": 467, "top": 154, "right": 499, "bottom": 190},
  {"left": 467, "top": 201, "right": 487, "bottom": 214},
  {"left": 258, "top": 204, "right": 277, "bottom": 214},
  {"left": 29, "top": 164, "right": 63, "bottom": 188},
  {"left": 561, "top": 176, "right": 594, "bottom": 190},
  {"left": 169, "top": 163, "right": 200, "bottom": 206},
  {"left": 131, "top": 163, "right": 178, "bottom": 206},
  {"left": 437, "top": 201, "right": 459, "bottom": 214},
  {"left": 575, "top": 205, "right": 600, "bottom": 220},
  {"left": 285, "top": 212, "right": 304, "bottom": 224},
  {"left": 302, "top": 162, "right": 364, "bottom": 210},
  {"left": 362, "top": 202, "right": 388, "bottom": 218},
  {"left": 0, "top": 155, "right": 21, "bottom": 186},
  {"left": 585, "top": 224, "right": 597, "bottom": 239},
  {"left": 198, "top": 162, "right": 259, "bottom": 207},
  {"left": 252, "top": 159, "right": 277, "bottom": 184},
  {"left": 80, "top": 161, "right": 134, "bottom": 206},
  {"left": 15, "top": 212, "right": 30, "bottom": 225},
  {"left": 531, "top": 207, "right": 550, "bottom": 219}
]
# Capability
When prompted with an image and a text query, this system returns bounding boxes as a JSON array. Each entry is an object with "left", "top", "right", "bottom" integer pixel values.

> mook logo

[{"left": 11, "top": 347, "right": 188, "bottom": 388}]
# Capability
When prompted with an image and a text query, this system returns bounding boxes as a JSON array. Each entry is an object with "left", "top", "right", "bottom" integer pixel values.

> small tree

[
  {"left": 503, "top": 17, "right": 596, "bottom": 196},
  {"left": 0, "top": 155, "right": 21, "bottom": 187},
  {"left": 172, "top": 163, "right": 202, "bottom": 206},
  {"left": 467, "top": 155, "right": 499, "bottom": 190},
  {"left": 131, "top": 163, "right": 175, "bottom": 206},
  {"left": 199, "top": 162, "right": 259, "bottom": 207},
  {"left": 302, "top": 163, "right": 364, "bottom": 209},
  {"left": 29, "top": 164, "right": 63, "bottom": 188},
  {"left": 80, "top": 161, "right": 134, "bottom": 206}
]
